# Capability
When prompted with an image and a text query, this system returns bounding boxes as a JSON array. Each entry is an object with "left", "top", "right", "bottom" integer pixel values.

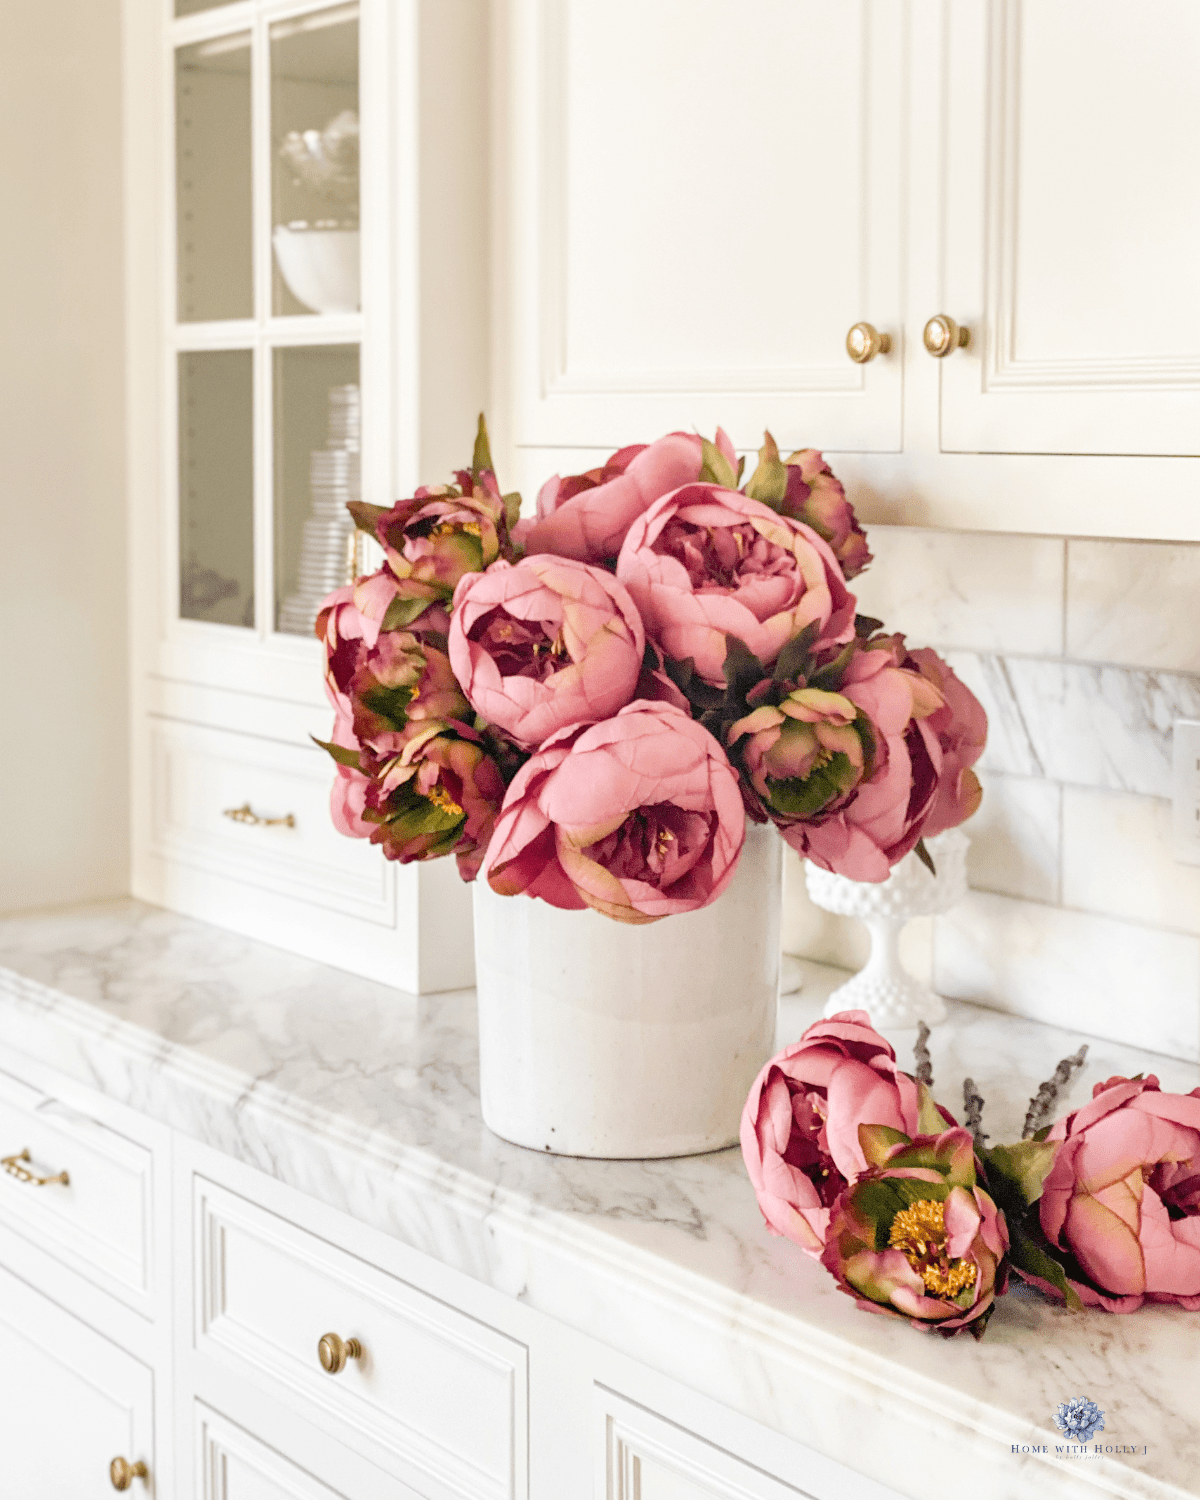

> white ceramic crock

[{"left": 473, "top": 823, "right": 780, "bottom": 1159}]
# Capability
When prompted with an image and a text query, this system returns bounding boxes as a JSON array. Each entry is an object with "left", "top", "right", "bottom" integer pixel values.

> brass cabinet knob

[
  {"left": 923, "top": 314, "right": 970, "bottom": 357},
  {"left": 110, "top": 1457, "right": 148, "bottom": 1491},
  {"left": 318, "top": 1332, "right": 363, "bottom": 1374},
  {"left": 845, "top": 321, "right": 892, "bottom": 364}
]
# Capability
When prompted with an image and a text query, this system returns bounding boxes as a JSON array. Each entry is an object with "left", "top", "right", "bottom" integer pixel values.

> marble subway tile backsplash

[{"left": 786, "top": 526, "right": 1200, "bottom": 1062}]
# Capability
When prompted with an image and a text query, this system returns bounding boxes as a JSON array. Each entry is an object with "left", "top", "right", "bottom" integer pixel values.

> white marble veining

[
  {"left": 947, "top": 653, "right": 1200, "bottom": 798},
  {"left": 1, "top": 899, "right": 1198, "bottom": 1499},
  {"left": 1067, "top": 540, "right": 1200, "bottom": 674},
  {"left": 853, "top": 527, "right": 1065, "bottom": 656}
]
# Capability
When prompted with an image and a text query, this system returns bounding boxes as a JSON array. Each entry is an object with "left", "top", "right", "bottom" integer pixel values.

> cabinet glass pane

[
  {"left": 179, "top": 350, "right": 255, "bottom": 628},
  {"left": 274, "top": 345, "right": 360, "bottom": 636},
  {"left": 270, "top": 6, "right": 360, "bottom": 316},
  {"left": 176, "top": 34, "right": 253, "bottom": 322}
]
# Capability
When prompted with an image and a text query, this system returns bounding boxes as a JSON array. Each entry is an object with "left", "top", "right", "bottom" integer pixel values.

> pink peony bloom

[
  {"left": 1033, "top": 1075, "right": 1200, "bottom": 1312},
  {"left": 748, "top": 639, "right": 945, "bottom": 882},
  {"left": 616, "top": 485, "right": 856, "bottom": 687},
  {"left": 744, "top": 433, "right": 871, "bottom": 580},
  {"left": 448, "top": 556, "right": 644, "bottom": 750},
  {"left": 902, "top": 645, "right": 986, "bottom": 838},
  {"left": 361, "top": 721, "right": 506, "bottom": 881},
  {"left": 740, "top": 1010, "right": 938, "bottom": 1254},
  {"left": 516, "top": 429, "right": 736, "bottom": 566},
  {"left": 821, "top": 1128, "right": 1008, "bottom": 1336},
  {"left": 484, "top": 701, "right": 745, "bottom": 923}
]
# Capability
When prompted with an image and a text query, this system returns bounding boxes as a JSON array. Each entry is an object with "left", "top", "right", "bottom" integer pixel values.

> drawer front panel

[
  {"left": 600, "top": 1391, "right": 812, "bottom": 1500},
  {"left": 149, "top": 718, "right": 393, "bottom": 923},
  {"left": 197, "top": 1403, "right": 384, "bottom": 1500},
  {"left": 0, "top": 1068, "right": 153, "bottom": 1310},
  {"left": 196, "top": 1179, "right": 526, "bottom": 1500}
]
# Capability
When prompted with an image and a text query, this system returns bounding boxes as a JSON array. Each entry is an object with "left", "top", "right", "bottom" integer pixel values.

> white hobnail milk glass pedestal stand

[
  {"left": 473, "top": 823, "right": 780, "bottom": 1159},
  {"left": 805, "top": 829, "right": 969, "bottom": 1029}
]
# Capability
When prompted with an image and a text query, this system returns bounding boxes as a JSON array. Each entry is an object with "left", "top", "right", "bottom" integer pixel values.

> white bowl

[{"left": 272, "top": 225, "right": 360, "bottom": 314}]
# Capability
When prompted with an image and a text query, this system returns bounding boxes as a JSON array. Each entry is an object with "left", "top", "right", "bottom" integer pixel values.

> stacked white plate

[{"left": 277, "top": 384, "right": 363, "bottom": 637}]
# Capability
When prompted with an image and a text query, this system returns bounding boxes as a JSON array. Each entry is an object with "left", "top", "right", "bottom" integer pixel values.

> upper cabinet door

[
  {"left": 502, "top": 0, "right": 906, "bottom": 454},
  {"left": 941, "top": 0, "right": 1200, "bottom": 457}
]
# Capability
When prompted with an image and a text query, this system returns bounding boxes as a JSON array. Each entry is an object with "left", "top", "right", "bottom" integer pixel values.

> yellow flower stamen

[
  {"left": 431, "top": 520, "right": 482, "bottom": 539},
  {"left": 426, "top": 785, "right": 464, "bottom": 817},
  {"left": 888, "top": 1198, "right": 976, "bottom": 1299},
  {"left": 655, "top": 828, "right": 675, "bottom": 858}
]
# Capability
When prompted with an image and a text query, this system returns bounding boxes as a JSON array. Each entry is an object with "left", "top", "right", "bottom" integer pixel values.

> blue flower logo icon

[{"left": 1053, "top": 1398, "right": 1105, "bottom": 1444}]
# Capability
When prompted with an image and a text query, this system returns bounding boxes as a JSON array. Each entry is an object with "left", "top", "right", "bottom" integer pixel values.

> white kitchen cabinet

[
  {"left": 0, "top": 1266, "right": 156, "bottom": 1498},
  {"left": 494, "top": 0, "right": 1200, "bottom": 538},
  {"left": 940, "top": 0, "right": 1200, "bottom": 459},
  {"left": 498, "top": 0, "right": 905, "bottom": 457},
  {"left": 124, "top": 0, "right": 490, "bottom": 988}
]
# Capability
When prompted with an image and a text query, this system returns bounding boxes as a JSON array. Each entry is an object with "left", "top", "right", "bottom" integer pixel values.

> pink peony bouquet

[
  {"left": 742, "top": 1012, "right": 1200, "bottom": 1338},
  {"left": 315, "top": 419, "right": 986, "bottom": 922}
]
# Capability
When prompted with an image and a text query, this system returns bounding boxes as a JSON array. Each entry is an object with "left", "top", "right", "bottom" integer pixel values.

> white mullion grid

[
  {"left": 252, "top": 3, "right": 274, "bottom": 640},
  {"left": 358, "top": 0, "right": 390, "bottom": 511},
  {"left": 168, "top": 2, "right": 256, "bottom": 51},
  {"left": 264, "top": 315, "right": 364, "bottom": 346}
]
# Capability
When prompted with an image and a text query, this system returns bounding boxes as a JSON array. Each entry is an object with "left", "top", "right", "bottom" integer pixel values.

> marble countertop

[{"left": 0, "top": 898, "right": 1196, "bottom": 1500}]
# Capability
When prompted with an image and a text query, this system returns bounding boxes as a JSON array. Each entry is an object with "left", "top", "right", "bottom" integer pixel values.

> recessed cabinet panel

[
  {"left": 274, "top": 346, "right": 360, "bottom": 636},
  {"left": 0, "top": 1265, "right": 154, "bottom": 1497},
  {"left": 179, "top": 349, "right": 256, "bottom": 627},
  {"left": 176, "top": 34, "right": 253, "bottom": 322},
  {"left": 599, "top": 1390, "right": 813, "bottom": 1500},
  {"left": 941, "top": 0, "right": 1200, "bottom": 456},
  {"left": 271, "top": 6, "right": 361, "bottom": 317},
  {"left": 196, "top": 1177, "right": 528, "bottom": 1499},
  {"left": 507, "top": 0, "right": 905, "bottom": 452}
]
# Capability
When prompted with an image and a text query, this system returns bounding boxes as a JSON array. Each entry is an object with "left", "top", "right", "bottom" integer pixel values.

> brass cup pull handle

[
  {"left": 2, "top": 1149, "right": 69, "bottom": 1187},
  {"left": 845, "top": 321, "right": 892, "bottom": 364},
  {"left": 318, "top": 1332, "right": 363, "bottom": 1374},
  {"left": 923, "top": 314, "right": 970, "bottom": 357},
  {"left": 222, "top": 802, "right": 295, "bottom": 829},
  {"left": 110, "top": 1457, "right": 148, "bottom": 1491}
]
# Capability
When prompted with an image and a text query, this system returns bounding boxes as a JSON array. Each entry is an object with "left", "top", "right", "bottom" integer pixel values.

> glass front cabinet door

[{"left": 128, "top": 0, "right": 490, "bottom": 992}]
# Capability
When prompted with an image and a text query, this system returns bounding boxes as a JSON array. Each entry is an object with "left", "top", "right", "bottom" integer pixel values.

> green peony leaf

[
  {"left": 311, "top": 735, "right": 361, "bottom": 769},
  {"left": 1008, "top": 1223, "right": 1083, "bottom": 1312},
  {"left": 807, "top": 641, "right": 856, "bottom": 692},
  {"left": 854, "top": 613, "right": 884, "bottom": 640},
  {"left": 772, "top": 624, "right": 819, "bottom": 685},
  {"left": 347, "top": 500, "right": 389, "bottom": 536},
  {"left": 503, "top": 490, "right": 523, "bottom": 535},
  {"left": 982, "top": 1139, "right": 1060, "bottom": 1209},
  {"left": 699, "top": 437, "right": 738, "bottom": 491},
  {"left": 743, "top": 431, "right": 788, "bottom": 506},
  {"left": 381, "top": 593, "right": 437, "bottom": 632},
  {"left": 360, "top": 681, "right": 417, "bottom": 730},
  {"left": 916, "top": 1080, "right": 947, "bottom": 1136},
  {"left": 722, "top": 635, "right": 765, "bottom": 699},
  {"left": 914, "top": 838, "right": 937, "bottom": 878},
  {"left": 858, "top": 1123, "right": 910, "bottom": 1168},
  {"left": 472, "top": 413, "right": 494, "bottom": 482}
]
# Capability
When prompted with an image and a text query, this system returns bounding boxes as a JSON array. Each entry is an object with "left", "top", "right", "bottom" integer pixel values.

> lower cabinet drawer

[
  {"left": 149, "top": 718, "right": 393, "bottom": 924},
  {"left": 196, "top": 1401, "right": 423, "bottom": 1500},
  {"left": 0, "top": 1066, "right": 154, "bottom": 1312},
  {"left": 194, "top": 1177, "right": 528, "bottom": 1500},
  {"left": 0, "top": 1263, "right": 155, "bottom": 1497},
  {"left": 600, "top": 1390, "right": 812, "bottom": 1500}
]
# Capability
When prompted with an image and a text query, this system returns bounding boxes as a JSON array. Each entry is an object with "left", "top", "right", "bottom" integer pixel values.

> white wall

[{"left": 0, "top": 3, "right": 129, "bottom": 912}]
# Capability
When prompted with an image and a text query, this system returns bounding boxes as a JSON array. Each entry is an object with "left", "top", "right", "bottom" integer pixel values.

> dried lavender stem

[
  {"left": 963, "top": 1078, "right": 988, "bottom": 1152},
  {"left": 1022, "top": 1044, "right": 1089, "bottom": 1139},
  {"left": 913, "top": 1022, "right": 933, "bottom": 1088}
]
